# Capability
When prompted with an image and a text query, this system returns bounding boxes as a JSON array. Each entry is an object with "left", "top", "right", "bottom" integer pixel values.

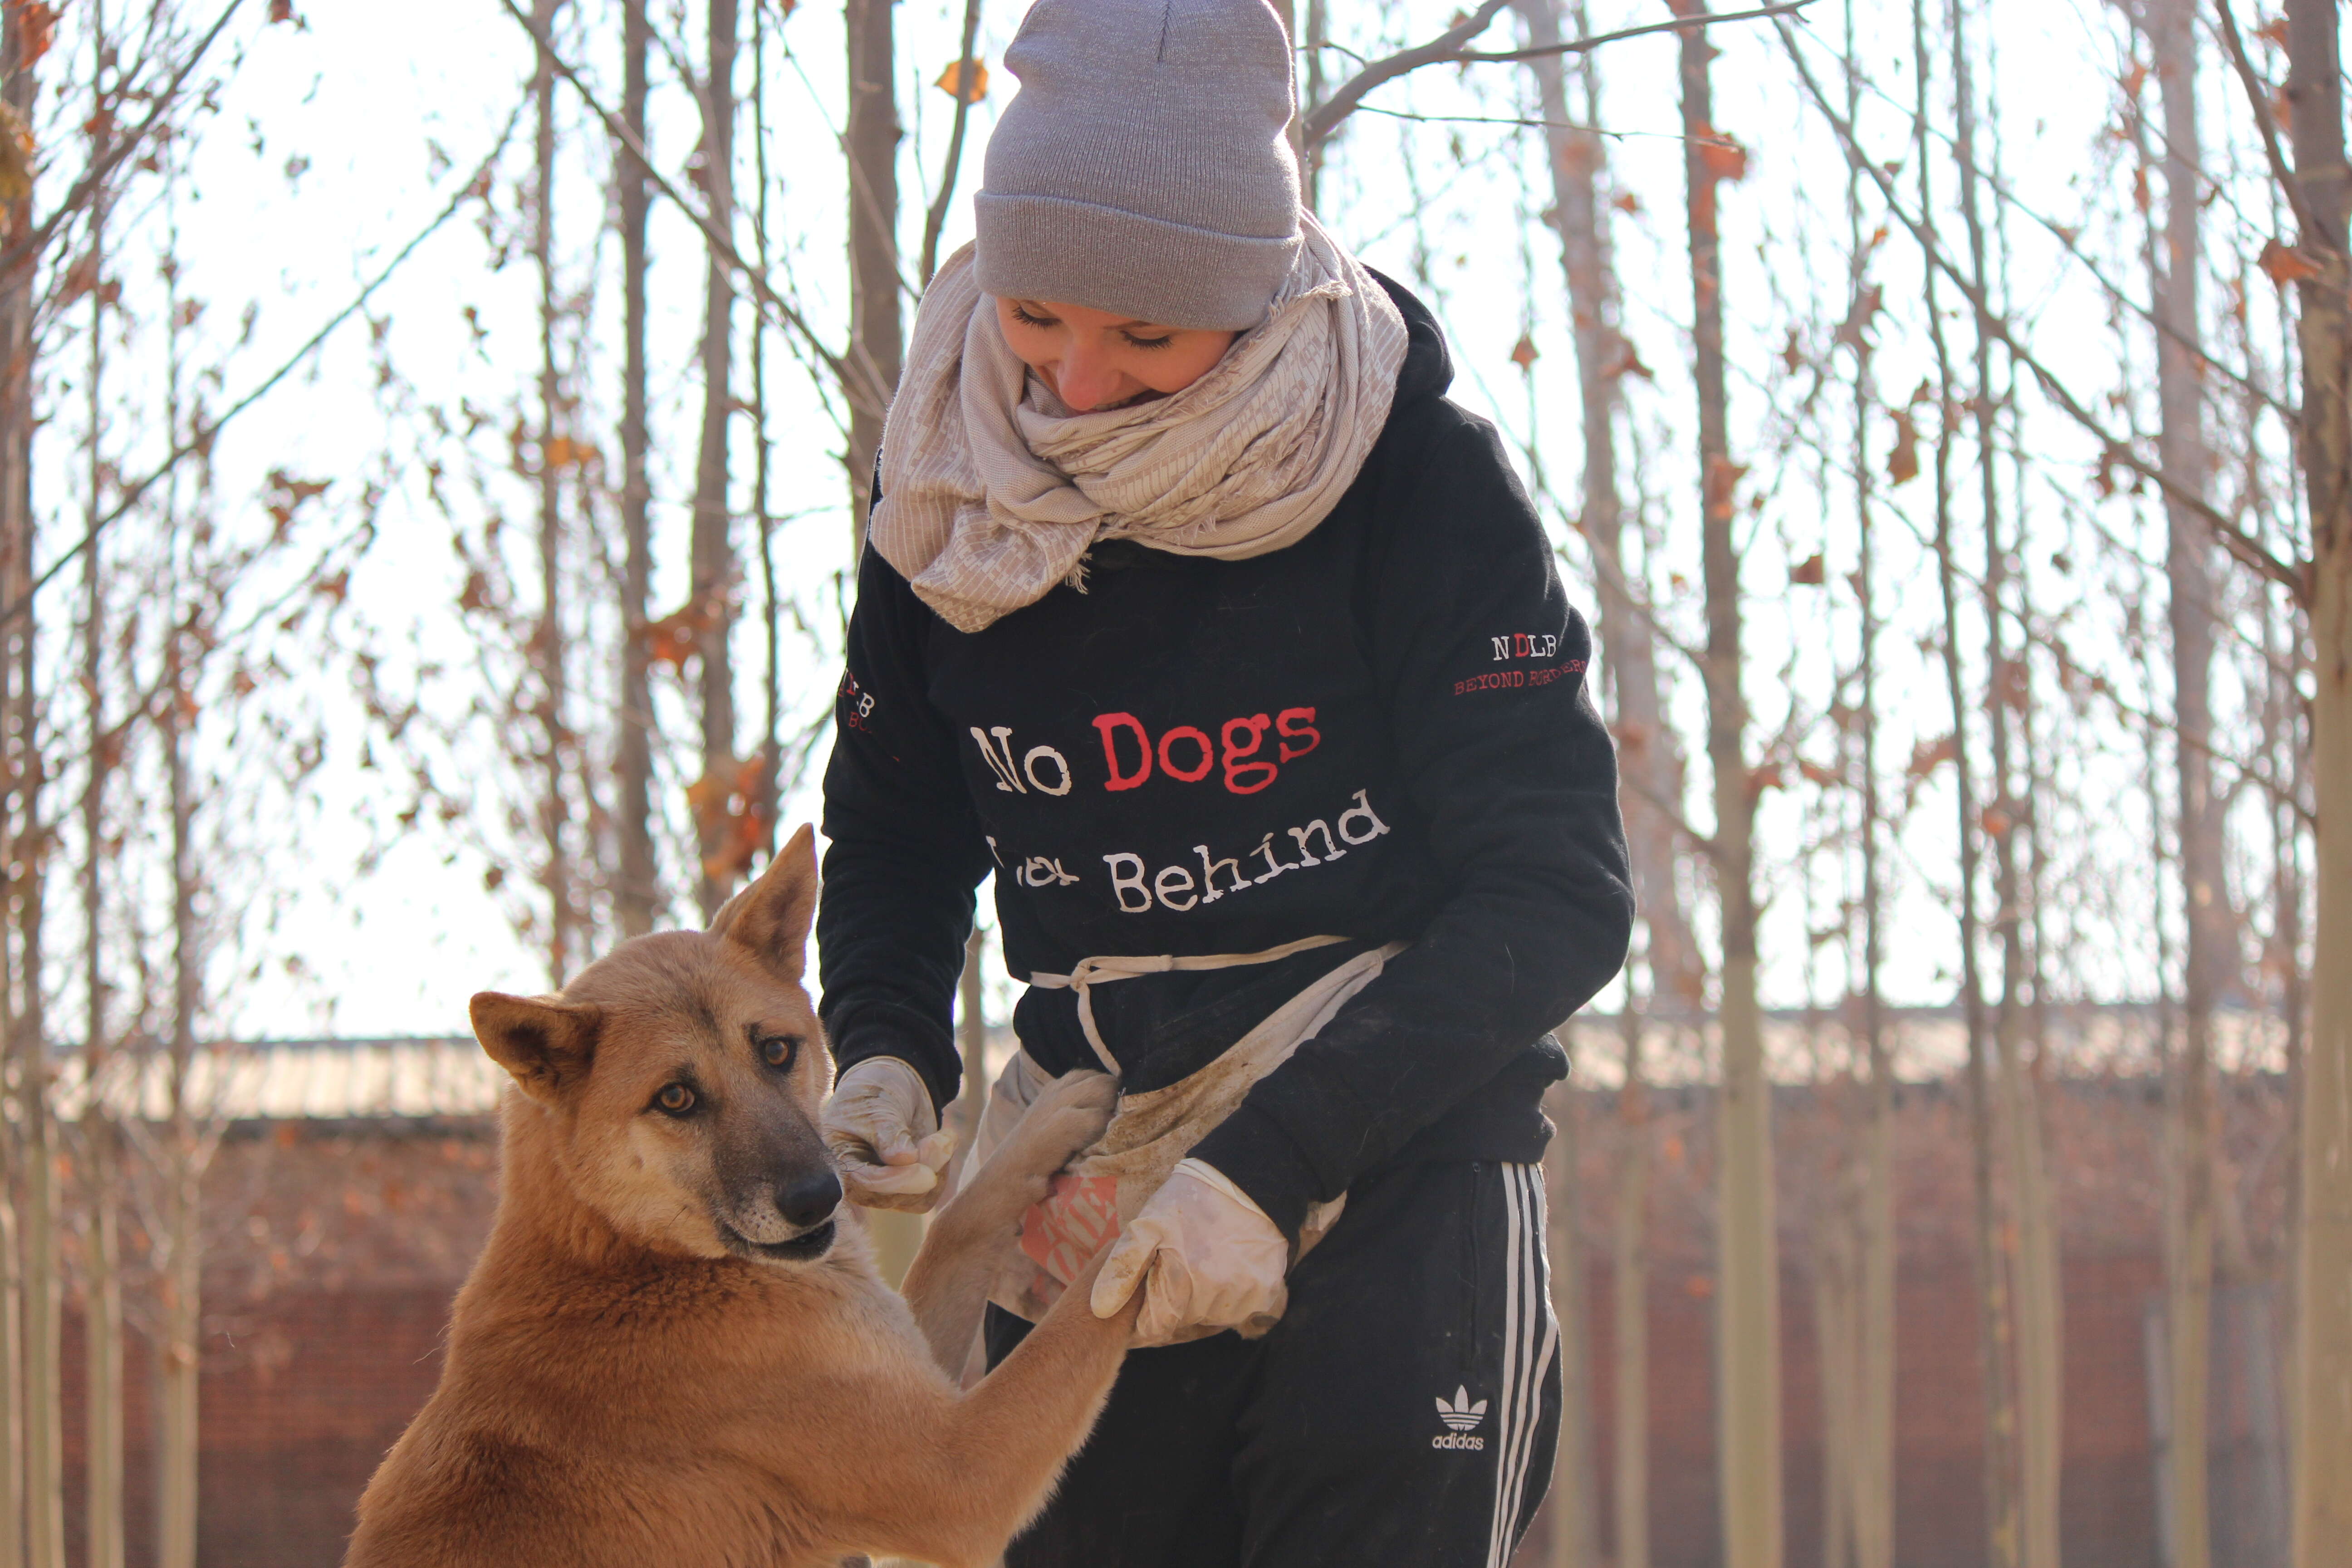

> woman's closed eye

[{"left": 1008, "top": 300, "right": 1172, "bottom": 349}]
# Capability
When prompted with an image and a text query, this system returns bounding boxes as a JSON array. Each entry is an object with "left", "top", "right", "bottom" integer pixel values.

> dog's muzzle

[{"left": 719, "top": 1168, "right": 843, "bottom": 1263}]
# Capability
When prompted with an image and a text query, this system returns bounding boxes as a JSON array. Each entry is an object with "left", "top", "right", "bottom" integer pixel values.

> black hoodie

[{"left": 817, "top": 275, "right": 1632, "bottom": 1240}]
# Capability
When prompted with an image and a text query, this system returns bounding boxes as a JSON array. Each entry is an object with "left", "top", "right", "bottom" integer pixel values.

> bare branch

[
  {"left": 1621, "top": 756, "right": 1721, "bottom": 862},
  {"left": 497, "top": 0, "right": 892, "bottom": 422},
  {"left": 1302, "top": 0, "right": 1513, "bottom": 148},
  {"left": 0, "top": 0, "right": 247, "bottom": 285},
  {"left": 1458, "top": 0, "right": 1813, "bottom": 63},
  {"left": 1838, "top": 50, "right": 2293, "bottom": 421},
  {"left": 0, "top": 100, "right": 531, "bottom": 633},
  {"left": 920, "top": 0, "right": 986, "bottom": 286},
  {"left": 1777, "top": 19, "right": 2309, "bottom": 603},
  {"left": 2210, "top": 0, "right": 2324, "bottom": 250},
  {"left": 1561, "top": 511, "right": 1710, "bottom": 675},
  {"left": 1303, "top": 0, "right": 1812, "bottom": 148}
]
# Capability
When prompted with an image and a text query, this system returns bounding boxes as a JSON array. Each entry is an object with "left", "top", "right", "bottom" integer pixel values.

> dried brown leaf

[
  {"left": 1906, "top": 733, "right": 1957, "bottom": 781},
  {"left": 10, "top": 2, "right": 55, "bottom": 66},
  {"left": 1697, "top": 131, "right": 1749, "bottom": 183},
  {"left": 0, "top": 100, "right": 34, "bottom": 204},
  {"left": 2259, "top": 237, "right": 2322, "bottom": 285},
  {"left": 1607, "top": 338, "right": 1653, "bottom": 381},
  {"left": 934, "top": 58, "right": 990, "bottom": 103},
  {"left": 1703, "top": 455, "right": 1748, "bottom": 519},
  {"left": 640, "top": 591, "right": 730, "bottom": 671},
  {"left": 1887, "top": 409, "right": 1920, "bottom": 485}
]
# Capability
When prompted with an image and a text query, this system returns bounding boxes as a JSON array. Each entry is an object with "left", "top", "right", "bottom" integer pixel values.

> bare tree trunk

[
  {"left": 1995, "top": 645, "right": 2064, "bottom": 1568},
  {"left": 0, "top": 1104, "right": 15, "bottom": 1568},
  {"left": 2, "top": 11, "right": 61, "bottom": 1559},
  {"left": 2263, "top": 452, "right": 2306, "bottom": 1568},
  {"left": 844, "top": 0, "right": 902, "bottom": 549},
  {"left": 11, "top": 513, "right": 57, "bottom": 1568},
  {"left": 1853, "top": 842, "right": 1896, "bottom": 1568},
  {"left": 691, "top": 0, "right": 740, "bottom": 921},
  {"left": 1546, "top": 1065, "right": 1597, "bottom": 1568},
  {"left": 154, "top": 200, "right": 201, "bottom": 1568},
  {"left": 78, "top": 36, "right": 125, "bottom": 1548},
  {"left": 1520, "top": 0, "right": 1703, "bottom": 1020},
  {"left": 1300, "top": 0, "right": 1329, "bottom": 210},
  {"left": 1950, "top": 3, "right": 2063, "bottom": 1559},
  {"left": 949, "top": 928, "right": 988, "bottom": 1164},
  {"left": 1841, "top": 10, "right": 1896, "bottom": 1559},
  {"left": 1932, "top": 407, "right": 2019, "bottom": 1568},
  {"left": 1674, "top": 9, "right": 1780, "bottom": 1564},
  {"left": 750, "top": 0, "right": 781, "bottom": 856},
  {"left": 532, "top": 0, "right": 573, "bottom": 983},
  {"left": 0, "top": 1091, "right": 14, "bottom": 1568},
  {"left": 2137, "top": 3, "right": 2220, "bottom": 1558},
  {"left": 2285, "top": 0, "right": 2352, "bottom": 1555},
  {"left": 843, "top": 0, "right": 921, "bottom": 1287},
  {"left": 615, "top": 0, "right": 656, "bottom": 937},
  {"left": 158, "top": 622, "right": 203, "bottom": 1568},
  {"left": 1992, "top": 537, "right": 2065, "bottom": 1568},
  {"left": 1816, "top": 1142, "right": 1861, "bottom": 1568},
  {"left": 1849, "top": 256, "right": 1899, "bottom": 1568},
  {"left": 1989, "top": 43, "right": 2065, "bottom": 1568},
  {"left": 941, "top": 926, "right": 991, "bottom": 1384},
  {"left": 1913, "top": 0, "right": 2017, "bottom": 1554},
  {"left": 1612, "top": 1018, "right": 1651, "bottom": 1568}
]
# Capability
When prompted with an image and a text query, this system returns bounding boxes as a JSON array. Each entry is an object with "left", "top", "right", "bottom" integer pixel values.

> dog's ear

[
  {"left": 471, "top": 992, "right": 603, "bottom": 1104},
  {"left": 709, "top": 823, "right": 818, "bottom": 982}
]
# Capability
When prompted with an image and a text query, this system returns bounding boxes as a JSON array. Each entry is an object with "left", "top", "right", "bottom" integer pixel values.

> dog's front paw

[{"left": 995, "top": 1069, "right": 1117, "bottom": 1182}]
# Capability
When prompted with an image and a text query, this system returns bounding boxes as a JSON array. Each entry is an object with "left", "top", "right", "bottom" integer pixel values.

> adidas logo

[
  {"left": 1432, "top": 1386, "right": 1489, "bottom": 1449},
  {"left": 1436, "top": 1386, "right": 1488, "bottom": 1431}
]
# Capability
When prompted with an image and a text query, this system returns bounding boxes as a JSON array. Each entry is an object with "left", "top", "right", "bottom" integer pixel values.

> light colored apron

[{"left": 977, "top": 934, "right": 1407, "bottom": 1333}]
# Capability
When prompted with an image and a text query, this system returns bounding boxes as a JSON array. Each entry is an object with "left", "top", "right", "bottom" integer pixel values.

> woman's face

[{"left": 994, "top": 296, "right": 1239, "bottom": 413}]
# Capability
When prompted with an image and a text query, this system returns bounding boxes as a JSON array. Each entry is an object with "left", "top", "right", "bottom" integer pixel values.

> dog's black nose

[{"left": 778, "top": 1168, "right": 842, "bottom": 1231}]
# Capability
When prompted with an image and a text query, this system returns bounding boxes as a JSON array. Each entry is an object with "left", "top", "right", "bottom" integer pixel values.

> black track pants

[{"left": 986, "top": 1159, "right": 1561, "bottom": 1568}]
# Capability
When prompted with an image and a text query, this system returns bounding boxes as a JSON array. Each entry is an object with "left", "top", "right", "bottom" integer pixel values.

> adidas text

[{"left": 1430, "top": 1432, "right": 1487, "bottom": 1451}]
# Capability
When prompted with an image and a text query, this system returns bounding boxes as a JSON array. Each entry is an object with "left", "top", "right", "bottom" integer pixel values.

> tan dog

[{"left": 346, "top": 826, "right": 1134, "bottom": 1568}]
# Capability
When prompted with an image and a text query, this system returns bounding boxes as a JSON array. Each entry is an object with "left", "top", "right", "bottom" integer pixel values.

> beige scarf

[{"left": 868, "top": 215, "right": 1411, "bottom": 633}]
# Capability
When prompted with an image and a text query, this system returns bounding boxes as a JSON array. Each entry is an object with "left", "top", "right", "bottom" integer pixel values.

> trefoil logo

[{"left": 1432, "top": 1385, "right": 1489, "bottom": 1450}]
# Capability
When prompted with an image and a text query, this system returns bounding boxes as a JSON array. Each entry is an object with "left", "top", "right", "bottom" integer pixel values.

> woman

[{"left": 816, "top": 1, "right": 1632, "bottom": 1562}]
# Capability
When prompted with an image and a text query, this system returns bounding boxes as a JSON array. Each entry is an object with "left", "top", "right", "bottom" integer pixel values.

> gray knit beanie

[{"left": 974, "top": 0, "right": 1303, "bottom": 332}]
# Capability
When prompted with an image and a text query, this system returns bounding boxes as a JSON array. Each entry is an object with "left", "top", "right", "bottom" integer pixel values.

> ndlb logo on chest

[{"left": 1431, "top": 1386, "right": 1489, "bottom": 1450}]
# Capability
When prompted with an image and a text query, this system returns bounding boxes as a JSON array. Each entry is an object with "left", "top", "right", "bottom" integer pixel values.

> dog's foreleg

[
  {"left": 852, "top": 1247, "right": 1137, "bottom": 1568},
  {"left": 897, "top": 1198, "right": 1005, "bottom": 1375}
]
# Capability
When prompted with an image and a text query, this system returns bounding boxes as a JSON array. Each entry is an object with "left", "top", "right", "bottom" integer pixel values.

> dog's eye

[
  {"left": 655, "top": 1083, "right": 697, "bottom": 1116},
  {"left": 760, "top": 1034, "right": 801, "bottom": 1070}
]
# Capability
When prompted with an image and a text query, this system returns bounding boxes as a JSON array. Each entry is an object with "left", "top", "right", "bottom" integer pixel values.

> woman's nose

[{"left": 1054, "top": 343, "right": 1122, "bottom": 412}]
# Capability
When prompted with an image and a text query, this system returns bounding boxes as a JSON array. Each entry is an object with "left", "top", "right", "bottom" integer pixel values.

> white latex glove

[
  {"left": 1091, "top": 1158, "right": 1289, "bottom": 1346},
  {"left": 823, "top": 1057, "right": 956, "bottom": 1213}
]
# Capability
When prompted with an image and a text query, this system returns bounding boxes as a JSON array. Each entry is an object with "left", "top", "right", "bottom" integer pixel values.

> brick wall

[{"left": 35, "top": 1078, "right": 2288, "bottom": 1567}]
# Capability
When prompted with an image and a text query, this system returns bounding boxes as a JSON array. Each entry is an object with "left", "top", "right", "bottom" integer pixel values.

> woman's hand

[
  {"left": 823, "top": 1057, "right": 956, "bottom": 1213},
  {"left": 1090, "top": 1158, "right": 1289, "bottom": 1345}
]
